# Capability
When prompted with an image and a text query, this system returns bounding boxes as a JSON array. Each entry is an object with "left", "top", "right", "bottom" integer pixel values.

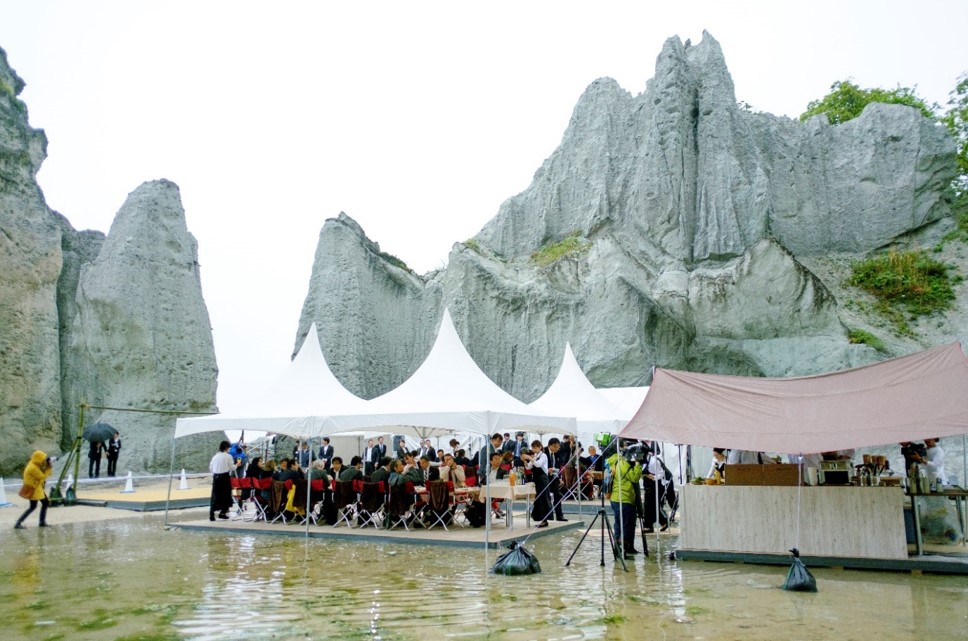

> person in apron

[{"left": 523, "top": 440, "right": 552, "bottom": 527}]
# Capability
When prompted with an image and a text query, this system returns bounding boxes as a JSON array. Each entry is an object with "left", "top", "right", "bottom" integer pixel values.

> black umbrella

[{"left": 84, "top": 422, "right": 116, "bottom": 443}]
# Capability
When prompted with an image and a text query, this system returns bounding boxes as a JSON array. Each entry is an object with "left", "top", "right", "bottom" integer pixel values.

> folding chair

[
  {"left": 302, "top": 479, "right": 327, "bottom": 525},
  {"left": 560, "top": 465, "right": 580, "bottom": 501},
  {"left": 449, "top": 482, "right": 472, "bottom": 527},
  {"left": 334, "top": 480, "right": 358, "bottom": 527},
  {"left": 386, "top": 481, "right": 416, "bottom": 531},
  {"left": 358, "top": 481, "right": 386, "bottom": 529},
  {"left": 424, "top": 480, "right": 452, "bottom": 531},
  {"left": 229, "top": 476, "right": 245, "bottom": 520},
  {"left": 248, "top": 477, "right": 270, "bottom": 521},
  {"left": 286, "top": 479, "right": 308, "bottom": 523},
  {"left": 269, "top": 480, "right": 289, "bottom": 524}
]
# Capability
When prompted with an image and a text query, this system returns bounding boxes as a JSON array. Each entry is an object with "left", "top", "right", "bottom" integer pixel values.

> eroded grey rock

[
  {"left": 0, "top": 47, "right": 63, "bottom": 471},
  {"left": 68, "top": 180, "right": 218, "bottom": 471},
  {"left": 297, "top": 32, "right": 959, "bottom": 401}
]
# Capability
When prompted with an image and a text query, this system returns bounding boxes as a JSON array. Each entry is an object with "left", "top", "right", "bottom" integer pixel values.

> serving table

[{"left": 681, "top": 484, "right": 908, "bottom": 560}]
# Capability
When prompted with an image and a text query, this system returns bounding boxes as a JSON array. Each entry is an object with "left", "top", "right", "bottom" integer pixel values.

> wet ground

[{"left": 2, "top": 512, "right": 966, "bottom": 641}]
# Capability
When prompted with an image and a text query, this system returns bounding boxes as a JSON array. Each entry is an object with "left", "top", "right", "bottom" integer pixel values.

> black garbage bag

[
  {"left": 781, "top": 548, "right": 817, "bottom": 592},
  {"left": 491, "top": 541, "right": 542, "bottom": 576}
]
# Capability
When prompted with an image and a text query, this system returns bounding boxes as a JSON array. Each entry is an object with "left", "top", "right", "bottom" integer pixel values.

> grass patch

[
  {"left": 602, "top": 613, "right": 627, "bottom": 625},
  {"left": 464, "top": 238, "right": 482, "bottom": 253},
  {"left": 530, "top": 231, "right": 590, "bottom": 267},
  {"left": 77, "top": 612, "right": 118, "bottom": 631},
  {"left": 847, "top": 249, "right": 955, "bottom": 333},
  {"left": 377, "top": 250, "right": 412, "bottom": 273},
  {"left": 847, "top": 328, "right": 887, "bottom": 352},
  {"left": 939, "top": 189, "right": 968, "bottom": 246}
]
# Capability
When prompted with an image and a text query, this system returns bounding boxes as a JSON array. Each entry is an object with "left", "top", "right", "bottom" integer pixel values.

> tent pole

[
  {"left": 164, "top": 435, "right": 176, "bottom": 528},
  {"left": 576, "top": 438, "right": 582, "bottom": 520},
  {"left": 484, "top": 432, "right": 490, "bottom": 549},
  {"left": 305, "top": 435, "right": 313, "bottom": 538},
  {"left": 795, "top": 452, "right": 804, "bottom": 552}
]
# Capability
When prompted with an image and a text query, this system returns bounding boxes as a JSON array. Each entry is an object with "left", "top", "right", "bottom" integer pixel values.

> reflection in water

[{"left": 0, "top": 515, "right": 965, "bottom": 640}]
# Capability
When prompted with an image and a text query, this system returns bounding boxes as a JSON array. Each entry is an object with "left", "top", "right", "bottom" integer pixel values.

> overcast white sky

[{"left": 1, "top": 1, "right": 965, "bottom": 413}]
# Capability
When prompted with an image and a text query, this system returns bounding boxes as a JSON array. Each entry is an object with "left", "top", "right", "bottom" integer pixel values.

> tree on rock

[{"left": 800, "top": 79, "right": 935, "bottom": 124}]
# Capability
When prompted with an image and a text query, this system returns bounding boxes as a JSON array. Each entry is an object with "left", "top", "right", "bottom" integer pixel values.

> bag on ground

[
  {"left": 491, "top": 541, "right": 541, "bottom": 575},
  {"left": 782, "top": 548, "right": 818, "bottom": 592}
]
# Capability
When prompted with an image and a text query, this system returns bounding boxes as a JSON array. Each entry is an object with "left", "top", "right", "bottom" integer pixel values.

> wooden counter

[{"left": 680, "top": 485, "right": 908, "bottom": 560}]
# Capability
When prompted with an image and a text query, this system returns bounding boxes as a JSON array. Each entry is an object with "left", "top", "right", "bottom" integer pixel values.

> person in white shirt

[
  {"left": 923, "top": 438, "right": 948, "bottom": 488},
  {"left": 522, "top": 440, "right": 552, "bottom": 527},
  {"left": 438, "top": 454, "right": 466, "bottom": 487},
  {"left": 209, "top": 440, "right": 236, "bottom": 521}
]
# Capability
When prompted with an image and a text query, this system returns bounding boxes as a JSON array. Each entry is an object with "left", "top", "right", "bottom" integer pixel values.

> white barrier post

[
  {"left": 178, "top": 469, "right": 189, "bottom": 490},
  {"left": 0, "top": 478, "right": 10, "bottom": 506},
  {"left": 63, "top": 473, "right": 74, "bottom": 494},
  {"left": 121, "top": 471, "right": 135, "bottom": 493}
]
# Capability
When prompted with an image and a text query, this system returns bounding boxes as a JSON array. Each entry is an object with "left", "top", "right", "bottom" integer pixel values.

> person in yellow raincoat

[{"left": 15, "top": 451, "right": 53, "bottom": 529}]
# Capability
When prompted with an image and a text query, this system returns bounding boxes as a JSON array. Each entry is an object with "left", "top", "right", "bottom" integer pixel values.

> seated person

[
  {"left": 271, "top": 458, "right": 289, "bottom": 481},
  {"left": 280, "top": 458, "right": 303, "bottom": 482},
  {"left": 339, "top": 455, "right": 364, "bottom": 482},
  {"left": 439, "top": 453, "right": 466, "bottom": 486},
  {"left": 415, "top": 456, "right": 440, "bottom": 483},
  {"left": 307, "top": 459, "right": 331, "bottom": 483},
  {"left": 454, "top": 449, "right": 471, "bottom": 467},
  {"left": 370, "top": 456, "right": 393, "bottom": 484},
  {"left": 388, "top": 459, "right": 409, "bottom": 486}
]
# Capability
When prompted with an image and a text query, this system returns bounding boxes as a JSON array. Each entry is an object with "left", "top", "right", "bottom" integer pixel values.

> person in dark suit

[
  {"left": 416, "top": 456, "right": 440, "bottom": 483},
  {"left": 544, "top": 438, "right": 567, "bottom": 521},
  {"left": 339, "top": 456, "right": 364, "bottom": 482},
  {"left": 106, "top": 431, "right": 122, "bottom": 477},
  {"left": 363, "top": 439, "right": 377, "bottom": 476},
  {"left": 370, "top": 457, "right": 392, "bottom": 484},
  {"left": 318, "top": 438, "right": 334, "bottom": 469},
  {"left": 478, "top": 433, "right": 504, "bottom": 472},
  {"left": 502, "top": 433, "right": 514, "bottom": 455},
  {"left": 375, "top": 437, "right": 388, "bottom": 460},
  {"left": 511, "top": 432, "right": 527, "bottom": 466},
  {"left": 418, "top": 439, "right": 438, "bottom": 462}
]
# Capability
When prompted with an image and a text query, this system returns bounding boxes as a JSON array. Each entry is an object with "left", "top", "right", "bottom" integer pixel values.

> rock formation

[
  {"left": 0, "top": 47, "right": 218, "bottom": 474},
  {"left": 65, "top": 180, "right": 219, "bottom": 471},
  {"left": 296, "top": 32, "right": 959, "bottom": 402},
  {"left": 0, "top": 48, "right": 63, "bottom": 468}
]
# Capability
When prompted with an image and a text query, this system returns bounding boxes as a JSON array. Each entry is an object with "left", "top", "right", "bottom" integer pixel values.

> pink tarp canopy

[{"left": 620, "top": 343, "right": 968, "bottom": 453}]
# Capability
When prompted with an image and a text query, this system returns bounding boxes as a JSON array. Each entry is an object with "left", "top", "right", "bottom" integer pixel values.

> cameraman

[{"left": 605, "top": 442, "right": 642, "bottom": 558}]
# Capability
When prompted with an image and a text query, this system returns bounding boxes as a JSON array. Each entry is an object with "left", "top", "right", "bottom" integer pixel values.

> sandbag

[
  {"left": 781, "top": 548, "right": 817, "bottom": 592},
  {"left": 491, "top": 541, "right": 541, "bottom": 576}
]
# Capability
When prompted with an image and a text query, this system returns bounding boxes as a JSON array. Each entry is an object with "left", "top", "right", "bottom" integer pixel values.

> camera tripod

[{"left": 565, "top": 486, "right": 628, "bottom": 571}]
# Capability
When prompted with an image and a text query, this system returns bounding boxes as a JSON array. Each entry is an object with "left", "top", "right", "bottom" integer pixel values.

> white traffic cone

[
  {"left": 121, "top": 471, "right": 135, "bottom": 493},
  {"left": 178, "top": 469, "right": 189, "bottom": 490},
  {"left": 0, "top": 477, "right": 10, "bottom": 506}
]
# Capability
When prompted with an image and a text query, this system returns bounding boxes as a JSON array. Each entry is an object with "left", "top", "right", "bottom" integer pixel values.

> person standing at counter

[
  {"left": 923, "top": 438, "right": 948, "bottom": 489},
  {"left": 707, "top": 448, "right": 727, "bottom": 482}
]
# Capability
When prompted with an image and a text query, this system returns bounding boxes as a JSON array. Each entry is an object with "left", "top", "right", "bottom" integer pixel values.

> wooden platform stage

[{"left": 171, "top": 510, "right": 585, "bottom": 549}]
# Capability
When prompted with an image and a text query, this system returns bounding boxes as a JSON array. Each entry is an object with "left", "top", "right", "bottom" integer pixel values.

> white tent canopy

[
  {"left": 620, "top": 342, "right": 968, "bottom": 453},
  {"left": 597, "top": 386, "right": 650, "bottom": 422},
  {"left": 528, "top": 344, "right": 628, "bottom": 433},
  {"left": 175, "top": 311, "right": 576, "bottom": 440},
  {"left": 174, "top": 323, "right": 372, "bottom": 439}
]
